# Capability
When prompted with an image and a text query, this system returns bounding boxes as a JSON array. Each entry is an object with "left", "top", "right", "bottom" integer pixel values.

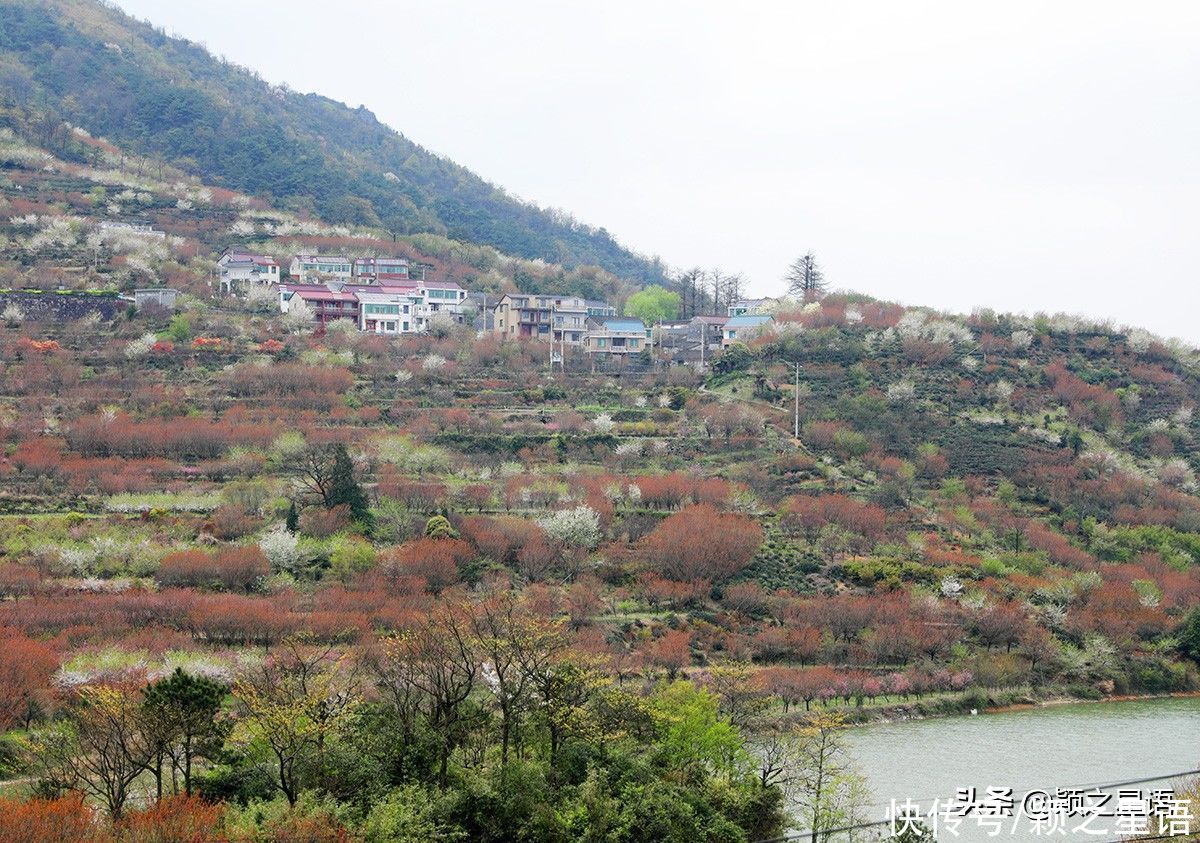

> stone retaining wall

[{"left": 0, "top": 292, "right": 123, "bottom": 322}]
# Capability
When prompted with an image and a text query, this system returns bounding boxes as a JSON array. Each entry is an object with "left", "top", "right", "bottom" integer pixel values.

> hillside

[
  {"left": 0, "top": 107, "right": 633, "bottom": 304},
  {"left": 0, "top": 254, "right": 1196, "bottom": 836},
  {"left": 0, "top": 3, "right": 1199, "bottom": 837},
  {"left": 0, "top": 0, "right": 668, "bottom": 286}
]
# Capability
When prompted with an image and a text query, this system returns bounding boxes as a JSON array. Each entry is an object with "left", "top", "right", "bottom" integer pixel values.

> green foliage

[
  {"left": 164, "top": 314, "right": 192, "bottom": 343},
  {"left": 424, "top": 515, "right": 459, "bottom": 540},
  {"left": 327, "top": 443, "right": 370, "bottom": 522},
  {"left": 713, "top": 343, "right": 753, "bottom": 375},
  {"left": 624, "top": 285, "right": 681, "bottom": 324},
  {"left": 142, "top": 667, "right": 228, "bottom": 796},
  {"left": 651, "top": 681, "right": 747, "bottom": 778},
  {"left": 328, "top": 535, "right": 377, "bottom": 582},
  {"left": 363, "top": 784, "right": 464, "bottom": 842},
  {"left": 1180, "top": 607, "right": 1200, "bottom": 663}
]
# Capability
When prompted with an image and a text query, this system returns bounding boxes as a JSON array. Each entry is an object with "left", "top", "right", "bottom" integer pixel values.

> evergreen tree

[
  {"left": 785, "top": 253, "right": 826, "bottom": 302},
  {"left": 424, "top": 515, "right": 458, "bottom": 540},
  {"left": 142, "top": 668, "right": 227, "bottom": 797},
  {"left": 327, "top": 443, "right": 369, "bottom": 522},
  {"left": 285, "top": 500, "right": 299, "bottom": 534},
  {"left": 1180, "top": 606, "right": 1200, "bottom": 663}
]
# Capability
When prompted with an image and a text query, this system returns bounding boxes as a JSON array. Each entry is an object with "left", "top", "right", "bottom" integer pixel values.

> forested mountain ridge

[{"left": 0, "top": 0, "right": 668, "bottom": 285}]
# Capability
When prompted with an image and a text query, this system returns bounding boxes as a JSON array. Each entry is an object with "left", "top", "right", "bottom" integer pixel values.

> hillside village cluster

[{"left": 217, "top": 248, "right": 777, "bottom": 364}]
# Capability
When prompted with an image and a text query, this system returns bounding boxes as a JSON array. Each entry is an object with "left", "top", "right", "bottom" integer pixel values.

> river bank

[{"left": 761, "top": 686, "right": 1200, "bottom": 730}]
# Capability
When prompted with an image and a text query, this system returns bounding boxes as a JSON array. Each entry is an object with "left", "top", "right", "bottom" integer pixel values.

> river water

[{"left": 816, "top": 697, "right": 1200, "bottom": 841}]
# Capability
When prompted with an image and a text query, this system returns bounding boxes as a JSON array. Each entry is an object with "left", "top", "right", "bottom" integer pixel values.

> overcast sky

[{"left": 113, "top": 0, "right": 1200, "bottom": 343}]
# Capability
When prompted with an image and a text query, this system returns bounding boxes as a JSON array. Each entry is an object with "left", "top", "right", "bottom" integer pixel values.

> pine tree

[
  {"left": 327, "top": 443, "right": 369, "bottom": 522},
  {"left": 285, "top": 500, "right": 299, "bottom": 533},
  {"left": 424, "top": 514, "right": 458, "bottom": 540},
  {"left": 142, "top": 668, "right": 227, "bottom": 797},
  {"left": 784, "top": 253, "right": 826, "bottom": 302}
]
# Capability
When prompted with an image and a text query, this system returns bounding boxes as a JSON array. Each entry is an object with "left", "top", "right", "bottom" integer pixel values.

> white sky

[{"left": 112, "top": 0, "right": 1200, "bottom": 343}]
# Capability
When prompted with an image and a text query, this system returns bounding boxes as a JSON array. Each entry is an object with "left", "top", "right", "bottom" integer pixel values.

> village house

[
  {"left": 279, "top": 284, "right": 359, "bottom": 326},
  {"left": 355, "top": 290, "right": 420, "bottom": 334},
  {"left": 655, "top": 314, "right": 727, "bottom": 365},
  {"left": 491, "top": 293, "right": 591, "bottom": 344},
  {"left": 419, "top": 279, "right": 471, "bottom": 322},
  {"left": 585, "top": 299, "right": 618, "bottom": 319},
  {"left": 351, "top": 256, "right": 429, "bottom": 283},
  {"left": 583, "top": 317, "right": 647, "bottom": 357},
  {"left": 723, "top": 314, "right": 773, "bottom": 347},
  {"left": 727, "top": 297, "right": 778, "bottom": 317},
  {"left": 289, "top": 254, "right": 353, "bottom": 284},
  {"left": 217, "top": 250, "right": 279, "bottom": 294},
  {"left": 279, "top": 277, "right": 472, "bottom": 334}
]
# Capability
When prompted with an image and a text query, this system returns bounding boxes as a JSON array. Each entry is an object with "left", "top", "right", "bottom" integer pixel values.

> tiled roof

[
  {"left": 726, "top": 314, "right": 773, "bottom": 328},
  {"left": 224, "top": 253, "right": 278, "bottom": 266},
  {"left": 294, "top": 290, "right": 355, "bottom": 302},
  {"left": 600, "top": 318, "right": 646, "bottom": 332}
]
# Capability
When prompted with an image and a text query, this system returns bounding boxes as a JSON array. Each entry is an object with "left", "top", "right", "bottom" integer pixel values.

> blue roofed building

[
  {"left": 722, "top": 314, "right": 773, "bottom": 348},
  {"left": 584, "top": 317, "right": 647, "bottom": 357}
]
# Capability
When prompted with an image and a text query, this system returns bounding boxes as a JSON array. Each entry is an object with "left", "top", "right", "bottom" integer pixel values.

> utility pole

[{"left": 793, "top": 361, "right": 801, "bottom": 439}]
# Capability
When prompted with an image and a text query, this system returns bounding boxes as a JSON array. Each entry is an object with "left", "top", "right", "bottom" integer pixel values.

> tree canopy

[{"left": 624, "top": 285, "right": 681, "bottom": 324}]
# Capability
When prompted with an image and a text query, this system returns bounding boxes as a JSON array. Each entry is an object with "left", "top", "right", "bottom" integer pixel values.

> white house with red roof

[
  {"left": 279, "top": 284, "right": 360, "bottom": 326},
  {"left": 278, "top": 278, "right": 472, "bottom": 334}
]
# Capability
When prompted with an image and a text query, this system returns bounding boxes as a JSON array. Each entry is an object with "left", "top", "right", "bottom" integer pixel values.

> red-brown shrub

[
  {"left": 156, "top": 547, "right": 269, "bottom": 592},
  {"left": 380, "top": 538, "right": 473, "bottom": 592},
  {"left": 207, "top": 504, "right": 261, "bottom": 541},
  {"left": 0, "top": 628, "right": 58, "bottom": 731},
  {"left": 779, "top": 494, "right": 888, "bottom": 541},
  {"left": 0, "top": 794, "right": 101, "bottom": 843},
  {"left": 299, "top": 505, "right": 351, "bottom": 538},
  {"left": 641, "top": 505, "right": 763, "bottom": 581},
  {"left": 115, "top": 795, "right": 224, "bottom": 842},
  {"left": 460, "top": 516, "right": 546, "bottom": 566}
]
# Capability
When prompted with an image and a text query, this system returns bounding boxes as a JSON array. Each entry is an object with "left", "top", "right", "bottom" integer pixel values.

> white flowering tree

[
  {"left": 123, "top": 332, "right": 158, "bottom": 359},
  {"left": 1, "top": 303, "right": 24, "bottom": 327},
  {"left": 538, "top": 506, "right": 601, "bottom": 550},
  {"left": 259, "top": 526, "right": 303, "bottom": 574},
  {"left": 282, "top": 298, "right": 315, "bottom": 334}
]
